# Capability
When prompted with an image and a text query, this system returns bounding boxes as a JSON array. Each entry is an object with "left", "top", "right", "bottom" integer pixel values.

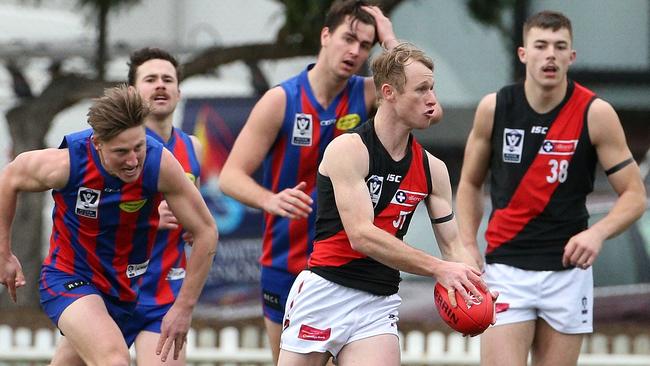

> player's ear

[{"left": 381, "top": 83, "right": 395, "bottom": 101}]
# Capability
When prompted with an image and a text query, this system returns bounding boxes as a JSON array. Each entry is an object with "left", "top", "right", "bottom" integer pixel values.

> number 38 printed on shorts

[{"left": 547, "top": 159, "right": 569, "bottom": 183}]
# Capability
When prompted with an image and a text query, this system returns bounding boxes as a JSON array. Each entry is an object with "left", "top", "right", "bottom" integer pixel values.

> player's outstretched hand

[
  {"left": 264, "top": 181, "right": 313, "bottom": 219},
  {"left": 0, "top": 253, "right": 25, "bottom": 303},
  {"left": 435, "top": 260, "right": 486, "bottom": 308},
  {"left": 156, "top": 303, "right": 192, "bottom": 362}
]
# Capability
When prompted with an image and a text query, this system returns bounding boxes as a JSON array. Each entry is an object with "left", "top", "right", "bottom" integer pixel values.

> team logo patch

[
  {"left": 366, "top": 175, "right": 384, "bottom": 207},
  {"left": 126, "top": 259, "right": 149, "bottom": 278},
  {"left": 335, "top": 114, "right": 361, "bottom": 130},
  {"left": 166, "top": 267, "right": 186, "bottom": 280},
  {"left": 391, "top": 189, "right": 427, "bottom": 207},
  {"left": 538, "top": 139, "right": 578, "bottom": 155},
  {"left": 502, "top": 128, "right": 524, "bottom": 163},
  {"left": 298, "top": 324, "right": 331, "bottom": 341},
  {"left": 75, "top": 187, "right": 101, "bottom": 218},
  {"left": 119, "top": 199, "right": 147, "bottom": 213},
  {"left": 291, "top": 113, "right": 313, "bottom": 146}
]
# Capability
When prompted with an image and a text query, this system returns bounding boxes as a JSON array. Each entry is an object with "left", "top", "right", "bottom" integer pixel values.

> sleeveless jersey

[
  {"left": 137, "top": 127, "right": 201, "bottom": 305},
  {"left": 485, "top": 80, "right": 597, "bottom": 270},
  {"left": 261, "top": 64, "right": 367, "bottom": 275},
  {"left": 43, "top": 129, "right": 164, "bottom": 302},
  {"left": 309, "top": 121, "right": 432, "bottom": 295}
]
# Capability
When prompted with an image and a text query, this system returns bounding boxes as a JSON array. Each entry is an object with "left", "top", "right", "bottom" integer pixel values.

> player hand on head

[
  {"left": 360, "top": 5, "right": 396, "bottom": 49},
  {"left": 263, "top": 181, "right": 313, "bottom": 220},
  {"left": 0, "top": 252, "right": 26, "bottom": 303}
]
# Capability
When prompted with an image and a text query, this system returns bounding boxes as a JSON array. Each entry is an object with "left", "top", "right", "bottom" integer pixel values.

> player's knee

[{"left": 94, "top": 349, "right": 130, "bottom": 366}]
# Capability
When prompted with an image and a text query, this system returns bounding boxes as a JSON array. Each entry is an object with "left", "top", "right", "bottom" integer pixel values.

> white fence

[{"left": 1, "top": 325, "right": 650, "bottom": 365}]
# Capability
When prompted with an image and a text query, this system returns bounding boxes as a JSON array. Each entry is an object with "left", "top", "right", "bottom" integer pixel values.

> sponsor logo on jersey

[
  {"left": 538, "top": 139, "right": 578, "bottom": 155},
  {"left": 166, "top": 267, "right": 186, "bottom": 280},
  {"left": 320, "top": 118, "right": 336, "bottom": 126},
  {"left": 502, "top": 128, "right": 524, "bottom": 163},
  {"left": 335, "top": 113, "right": 361, "bottom": 130},
  {"left": 291, "top": 113, "right": 313, "bottom": 146},
  {"left": 75, "top": 187, "right": 101, "bottom": 218},
  {"left": 126, "top": 259, "right": 149, "bottom": 278},
  {"left": 366, "top": 175, "right": 384, "bottom": 207},
  {"left": 531, "top": 125, "right": 548, "bottom": 134},
  {"left": 391, "top": 189, "right": 427, "bottom": 207},
  {"left": 119, "top": 199, "right": 147, "bottom": 213}
]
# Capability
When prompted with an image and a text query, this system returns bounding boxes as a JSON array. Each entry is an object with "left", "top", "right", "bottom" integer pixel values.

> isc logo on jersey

[
  {"left": 335, "top": 114, "right": 361, "bottom": 131},
  {"left": 391, "top": 189, "right": 427, "bottom": 207},
  {"left": 292, "top": 113, "right": 313, "bottom": 146},
  {"left": 76, "top": 187, "right": 101, "bottom": 218},
  {"left": 366, "top": 175, "right": 384, "bottom": 207},
  {"left": 502, "top": 128, "right": 524, "bottom": 163},
  {"left": 538, "top": 139, "right": 578, "bottom": 156}
]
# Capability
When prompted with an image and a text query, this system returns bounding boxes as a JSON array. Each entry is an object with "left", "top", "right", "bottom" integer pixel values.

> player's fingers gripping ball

[{"left": 434, "top": 282, "right": 494, "bottom": 336}]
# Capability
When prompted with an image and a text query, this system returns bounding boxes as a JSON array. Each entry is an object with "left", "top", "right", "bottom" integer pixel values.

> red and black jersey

[
  {"left": 485, "top": 80, "right": 597, "bottom": 270},
  {"left": 309, "top": 120, "right": 432, "bottom": 295}
]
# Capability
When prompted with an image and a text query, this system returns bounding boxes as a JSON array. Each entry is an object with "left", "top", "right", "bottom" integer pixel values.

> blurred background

[{"left": 0, "top": 0, "right": 648, "bottom": 359}]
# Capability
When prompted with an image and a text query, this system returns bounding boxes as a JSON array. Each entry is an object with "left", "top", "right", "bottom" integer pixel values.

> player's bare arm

[
  {"left": 0, "top": 148, "right": 70, "bottom": 302},
  {"left": 562, "top": 99, "right": 646, "bottom": 268},
  {"left": 156, "top": 148, "right": 218, "bottom": 361},
  {"left": 456, "top": 93, "right": 496, "bottom": 269},
  {"left": 220, "top": 86, "right": 313, "bottom": 219},
  {"left": 321, "top": 134, "right": 485, "bottom": 304}
]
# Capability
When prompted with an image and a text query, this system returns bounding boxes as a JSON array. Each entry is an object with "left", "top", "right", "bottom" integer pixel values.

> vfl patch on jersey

[
  {"left": 166, "top": 267, "right": 186, "bottom": 280},
  {"left": 538, "top": 139, "right": 578, "bottom": 156},
  {"left": 366, "top": 175, "right": 384, "bottom": 207},
  {"left": 292, "top": 113, "right": 313, "bottom": 146},
  {"left": 76, "top": 187, "right": 101, "bottom": 218},
  {"left": 185, "top": 172, "right": 196, "bottom": 183},
  {"left": 391, "top": 189, "right": 427, "bottom": 207},
  {"left": 119, "top": 199, "right": 147, "bottom": 213},
  {"left": 503, "top": 128, "right": 525, "bottom": 163},
  {"left": 126, "top": 259, "right": 149, "bottom": 278},
  {"left": 335, "top": 114, "right": 361, "bottom": 131}
]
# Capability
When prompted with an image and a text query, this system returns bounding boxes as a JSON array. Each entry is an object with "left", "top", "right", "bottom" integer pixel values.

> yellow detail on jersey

[
  {"left": 336, "top": 114, "right": 361, "bottom": 130},
  {"left": 119, "top": 199, "right": 147, "bottom": 213}
]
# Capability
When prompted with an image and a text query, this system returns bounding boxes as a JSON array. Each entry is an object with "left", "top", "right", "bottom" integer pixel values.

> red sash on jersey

[{"left": 485, "top": 83, "right": 595, "bottom": 253}]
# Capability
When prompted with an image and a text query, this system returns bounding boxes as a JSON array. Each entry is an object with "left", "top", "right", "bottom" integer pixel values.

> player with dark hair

[
  {"left": 457, "top": 10, "right": 646, "bottom": 366},
  {"left": 220, "top": 1, "right": 400, "bottom": 362}
]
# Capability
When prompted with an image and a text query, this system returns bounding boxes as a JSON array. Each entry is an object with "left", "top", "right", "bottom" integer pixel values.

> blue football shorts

[{"left": 260, "top": 266, "right": 298, "bottom": 324}]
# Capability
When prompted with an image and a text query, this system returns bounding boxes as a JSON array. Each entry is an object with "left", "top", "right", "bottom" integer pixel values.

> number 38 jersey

[
  {"left": 486, "top": 80, "right": 597, "bottom": 271},
  {"left": 309, "top": 121, "right": 432, "bottom": 295}
]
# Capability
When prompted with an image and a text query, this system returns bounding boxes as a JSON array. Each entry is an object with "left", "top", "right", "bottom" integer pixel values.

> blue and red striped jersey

[
  {"left": 43, "top": 128, "right": 164, "bottom": 302},
  {"left": 261, "top": 64, "right": 368, "bottom": 275},
  {"left": 138, "top": 127, "right": 201, "bottom": 305}
]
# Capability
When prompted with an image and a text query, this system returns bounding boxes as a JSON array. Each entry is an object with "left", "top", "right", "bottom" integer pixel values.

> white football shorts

[
  {"left": 280, "top": 270, "right": 401, "bottom": 357},
  {"left": 484, "top": 263, "right": 593, "bottom": 334}
]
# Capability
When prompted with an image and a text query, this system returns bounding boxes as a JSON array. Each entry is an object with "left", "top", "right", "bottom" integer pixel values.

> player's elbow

[
  {"left": 218, "top": 167, "right": 237, "bottom": 197},
  {"left": 347, "top": 224, "right": 374, "bottom": 254}
]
